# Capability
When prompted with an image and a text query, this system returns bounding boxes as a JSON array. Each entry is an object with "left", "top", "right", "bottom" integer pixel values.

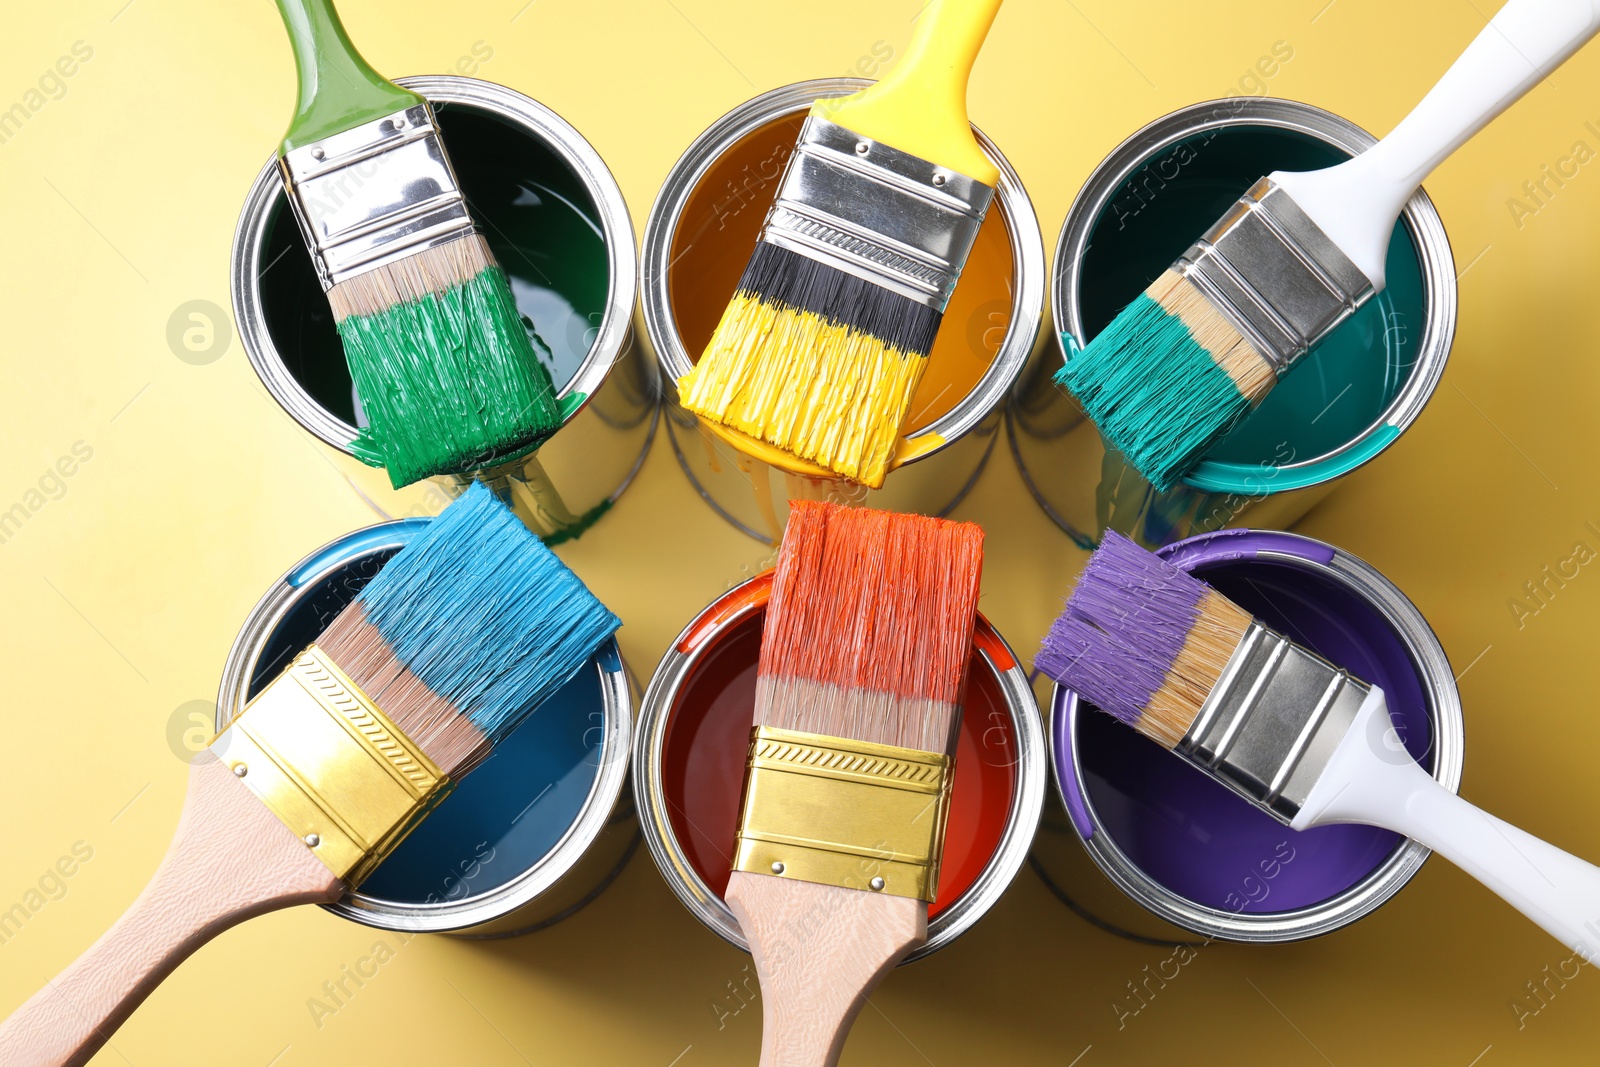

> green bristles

[
  {"left": 341, "top": 266, "right": 563, "bottom": 489},
  {"left": 1055, "top": 294, "right": 1252, "bottom": 492}
]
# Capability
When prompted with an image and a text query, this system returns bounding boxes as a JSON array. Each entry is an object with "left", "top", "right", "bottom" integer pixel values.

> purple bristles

[
  {"left": 1037, "top": 612, "right": 1165, "bottom": 724},
  {"left": 1035, "top": 532, "right": 1211, "bottom": 719},
  {"left": 1070, "top": 532, "right": 1209, "bottom": 660}
]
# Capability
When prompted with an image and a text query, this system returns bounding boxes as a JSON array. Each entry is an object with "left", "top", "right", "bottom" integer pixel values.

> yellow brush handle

[{"left": 816, "top": 0, "right": 1003, "bottom": 185}]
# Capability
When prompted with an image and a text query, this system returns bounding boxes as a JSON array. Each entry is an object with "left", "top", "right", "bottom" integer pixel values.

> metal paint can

[
  {"left": 1037, "top": 528, "right": 1465, "bottom": 943},
  {"left": 213, "top": 520, "right": 636, "bottom": 937},
  {"left": 639, "top": 79, "right": 1045, "bottom": 544},
  {"left": 1008, "top": 98, "right": 1456, "bottom": 549},
  {"left": 232, "top": 75, "right": 656, "bottom": 543},
  {"left": 634, "top": 573, "right": 1046, "bottom": 960}
]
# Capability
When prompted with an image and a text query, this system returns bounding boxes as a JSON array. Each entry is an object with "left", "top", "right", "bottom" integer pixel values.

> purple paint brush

[{"left": 1038, "top": 532, "right": 1600, "bottom": 956}]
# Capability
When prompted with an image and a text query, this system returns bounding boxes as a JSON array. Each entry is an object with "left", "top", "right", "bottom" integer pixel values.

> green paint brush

[{"left": 273, "top": 0, "right": 562, "bottom": 488}]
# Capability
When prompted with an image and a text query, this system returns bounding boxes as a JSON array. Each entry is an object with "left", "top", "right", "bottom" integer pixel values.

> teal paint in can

[{"left": 1008, "top": 99, "right": 1456, "bottom": 548}]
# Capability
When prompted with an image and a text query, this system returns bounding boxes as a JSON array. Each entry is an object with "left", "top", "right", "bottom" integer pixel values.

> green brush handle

[{"left": 274, "top": 0, "right": 422, "bottom": 154}]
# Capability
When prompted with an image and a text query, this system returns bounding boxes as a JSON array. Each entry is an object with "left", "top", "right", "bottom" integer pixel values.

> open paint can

[
  {"left": 232, "top": 75, "right": 656, "bottom": 543},
  {"left": 1038, "top": 528, "right": 1464, "bottom": 942},
  {"left": 1009, "top": 98, "right": 1456, "bottom": 549},
  {"left": 634, "top": 573, "right": 1046, "bottom": 960},
  {"left": 639, "top": 79, "right": 1045, "bottom": 544},
  {"left": 213, "top": 520, "right": 636, "bottom": 937}
]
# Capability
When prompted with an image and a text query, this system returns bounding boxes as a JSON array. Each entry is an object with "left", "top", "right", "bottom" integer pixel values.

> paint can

[
  {"left": 639, "top": 80, "right": 1045, "bottom": 544},
  {"left": 634, "top": 573, "right": 1046, "bottom": 960},
  {"left": 1037, "top": 528, "right": 1464, "bottom": 943},
  {"left": 213, "top": 519, "right": 636, "bottom": 937},
  {"left": 232, "top": 75, "right": 656, "bottom": 543},
  {"left": 1008, "top": 98, "right": 1456, "bottom": 549}
]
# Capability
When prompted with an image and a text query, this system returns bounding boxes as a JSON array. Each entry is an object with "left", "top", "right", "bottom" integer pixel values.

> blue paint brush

[
  {"left": 0, "top": 483, "right": 619, "bottom": 1065},
  {"left": 1039, "top": 531, "right": 1600, "bottom": 955}
]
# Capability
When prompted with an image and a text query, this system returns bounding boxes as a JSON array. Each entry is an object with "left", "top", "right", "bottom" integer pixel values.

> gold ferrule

[
  {"left": 731, "top": 725, "right": 953, "bottom": 902},
  {"left": 208, "top": 646, "right": 451, "bottom": 886}
]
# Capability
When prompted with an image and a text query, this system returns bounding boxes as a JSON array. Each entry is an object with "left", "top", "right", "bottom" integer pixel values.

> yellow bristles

[{"left": 676, "top": 294, "right": 926, "bottom": 489}]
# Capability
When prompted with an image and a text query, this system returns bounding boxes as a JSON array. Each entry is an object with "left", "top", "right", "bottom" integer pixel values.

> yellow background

[{"left": 3, "top": 0, "right": 1600, "bottom": 1063}]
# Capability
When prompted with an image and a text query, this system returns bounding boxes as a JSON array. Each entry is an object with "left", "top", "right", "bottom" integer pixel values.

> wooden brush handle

[
  {"left": 726, "top": 871, "right": 925, "bottom": 1067},
  {"left": 0, "top": 753, "right": 344, "bottom": 1067}
]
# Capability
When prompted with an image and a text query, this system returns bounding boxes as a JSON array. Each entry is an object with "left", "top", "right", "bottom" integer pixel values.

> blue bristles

[
  {"left": 1055, "top": 293, "right": 1253, "bottom": 492},
  {"left": 354, "top": 482, "right": 621, "bottom": 745}
]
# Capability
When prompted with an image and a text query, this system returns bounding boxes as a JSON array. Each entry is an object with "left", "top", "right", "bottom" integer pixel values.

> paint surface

[
  {"left": 248, "top": 545, "right": 604, "bottom": 904},
  {"left": 659, "top": 604, "right": 1017, "bottom": 917},
  {"left": 259, "top": 102, "right": 612, "bottom": 430},
  {"left": 1077, "top": 124, "right": 1427, "bottom": 482},
  {"left": 1061, "top": 547, "right": 1434, "bottom": 913},
  {"left": 666, "top": 113, "right": 1014, "bottom": 435}
]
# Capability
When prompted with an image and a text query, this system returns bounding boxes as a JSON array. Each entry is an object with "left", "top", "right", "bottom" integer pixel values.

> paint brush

[
  {"left": 273, "top": 0, "right": 563, "bottom": 488},
  {"left": 676, "top": 0, "right": 1004, "bottom": 489},
  {"left": 0, "top": 484, "right": 618, "bottom": 1066},
  {"left": 1038, "top": 532, "right": 1600, "bottom": 954},
  {"left": 1058, "top": 0, "right": 1600, "bottom": 491},
  {"left": 726, "top": 501, "right": 983, "bottom": 1067}
]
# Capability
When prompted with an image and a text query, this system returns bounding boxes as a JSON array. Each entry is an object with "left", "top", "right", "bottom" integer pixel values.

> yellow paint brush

[{"left": 677, "top": 0, "right": 1004, "bottom": 488}]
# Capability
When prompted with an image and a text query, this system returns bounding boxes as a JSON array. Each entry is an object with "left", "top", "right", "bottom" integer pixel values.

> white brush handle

[
  {"left": 1297, "top": 691, "right": 1600, "bottom": 955},
  {"left": 1272, "top": 0, "right": 1600, "bottom": 288}
]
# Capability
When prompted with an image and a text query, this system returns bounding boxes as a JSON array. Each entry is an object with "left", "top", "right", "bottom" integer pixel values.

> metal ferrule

[
  {"left": 732, "top": 725, "right": 953, "bottom": 902},
  {"left": 209, "top": 645, "right": 453, "bottom": 886},
  {"left": 1175, "top": 178, "right": 1374, "bottom": 374},
  {"left": 279, "top": 103, "right": 477, "bottom": 291},
  {"left": 1175, "top": 620, "right": 1369, "bottom": 823},
  {"left": 757, "top": 116, "right": 994, "bottom": 311}
]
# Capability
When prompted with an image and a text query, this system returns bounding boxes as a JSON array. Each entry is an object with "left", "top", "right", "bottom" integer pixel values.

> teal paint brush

[
  {"left": 273, "top": 0, "right": 563, "bottom": 488},
  {"left": 0, "top": 485, "right": 619, "bottom": 1064},
  {"left": 1058, "top": 0, "right": 1600, "bottom": 491}
]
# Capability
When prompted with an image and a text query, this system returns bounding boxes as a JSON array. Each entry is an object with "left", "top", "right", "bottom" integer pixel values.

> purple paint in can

[{"left": 1048, "top": 528, "right": 1464, "bottom": 942}]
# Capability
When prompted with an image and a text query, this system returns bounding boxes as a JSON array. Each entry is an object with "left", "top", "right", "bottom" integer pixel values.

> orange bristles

[{"left": 755, "top": 500, "right": 984, "bottom": 753}]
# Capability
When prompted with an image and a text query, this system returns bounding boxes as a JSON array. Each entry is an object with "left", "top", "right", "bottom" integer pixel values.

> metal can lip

[
  {"left": 214, "top": 519, "right": 633, "bottom": 934},
  {"left": 639, "top": 78, "right": 1045, "bottom": 470},
  {"left": 1048, "top": 528, "right": 1466, "bottom": 943},
  {"left": 633, "top": 574, "right": 1047, "bottom": 962},
  {"left": 1050, "top": 97, "right": 1457, "bottom": 495},
  {"left": 231, "top": 74, "right": 638, "bottom": 458}
]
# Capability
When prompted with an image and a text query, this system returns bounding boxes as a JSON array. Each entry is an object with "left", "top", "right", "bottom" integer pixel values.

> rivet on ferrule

[
  {"left": 731, "top": 725, "right": 954, "bottom": 902},
  {"left": 208, "top": 646, "right": 453, "bottom": 886}
]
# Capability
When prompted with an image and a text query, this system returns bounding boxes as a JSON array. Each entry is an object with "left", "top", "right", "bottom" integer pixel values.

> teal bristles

[
  {"left": 1055, "top": 293, "right": 1253, "bottom": 492},
  {"left": 354, "top": 482, "right": 620, "bottom": 746},
  {"left": 341, "top": 266, "right": 563, "bottom": 489}
]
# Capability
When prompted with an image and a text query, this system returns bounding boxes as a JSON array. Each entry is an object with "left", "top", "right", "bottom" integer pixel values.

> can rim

[
  {"left": 213, "top": 519, "right": 634, "bottom": 933},
  {"left": 230, "top": 74, "right": 638, "bottom": 459},
  {"left": 1048, "top": 529, "right": 1466, "bottom": 942},
  {"left": 632, "top": 573, "right": 1047, "bottom": 962},
  {"left": 1050, "top": 97, "right": 1457, "bottom": 495},
  {"left": 638, "top": 78, "right": 1044, "bottom": 470}
]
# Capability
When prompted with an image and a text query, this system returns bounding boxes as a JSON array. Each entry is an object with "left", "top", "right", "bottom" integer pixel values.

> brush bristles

[
  {"left": 1036, "top": 532, "right": 1251, "bottom": 747},
  {"left": 677, "top": 244, "right": 942, "bottom": 488},
  {"left": 1056, "top": 269, "right": 1275, "bottom": 492},
  {"left": 1148, "top": 271, "right": 1274, "bottom": 403},
  {"left": 327, "top": 233, "right": 497, "bottom": 321},
  {"left": 332, "top": 233, "right": 563, "bottom": 489},
  {"left": 317, "top": 482, "right": 620, "bottom": 777},
  {"left": 754, "top": 500, "right": 983, "bottom": 754}
]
